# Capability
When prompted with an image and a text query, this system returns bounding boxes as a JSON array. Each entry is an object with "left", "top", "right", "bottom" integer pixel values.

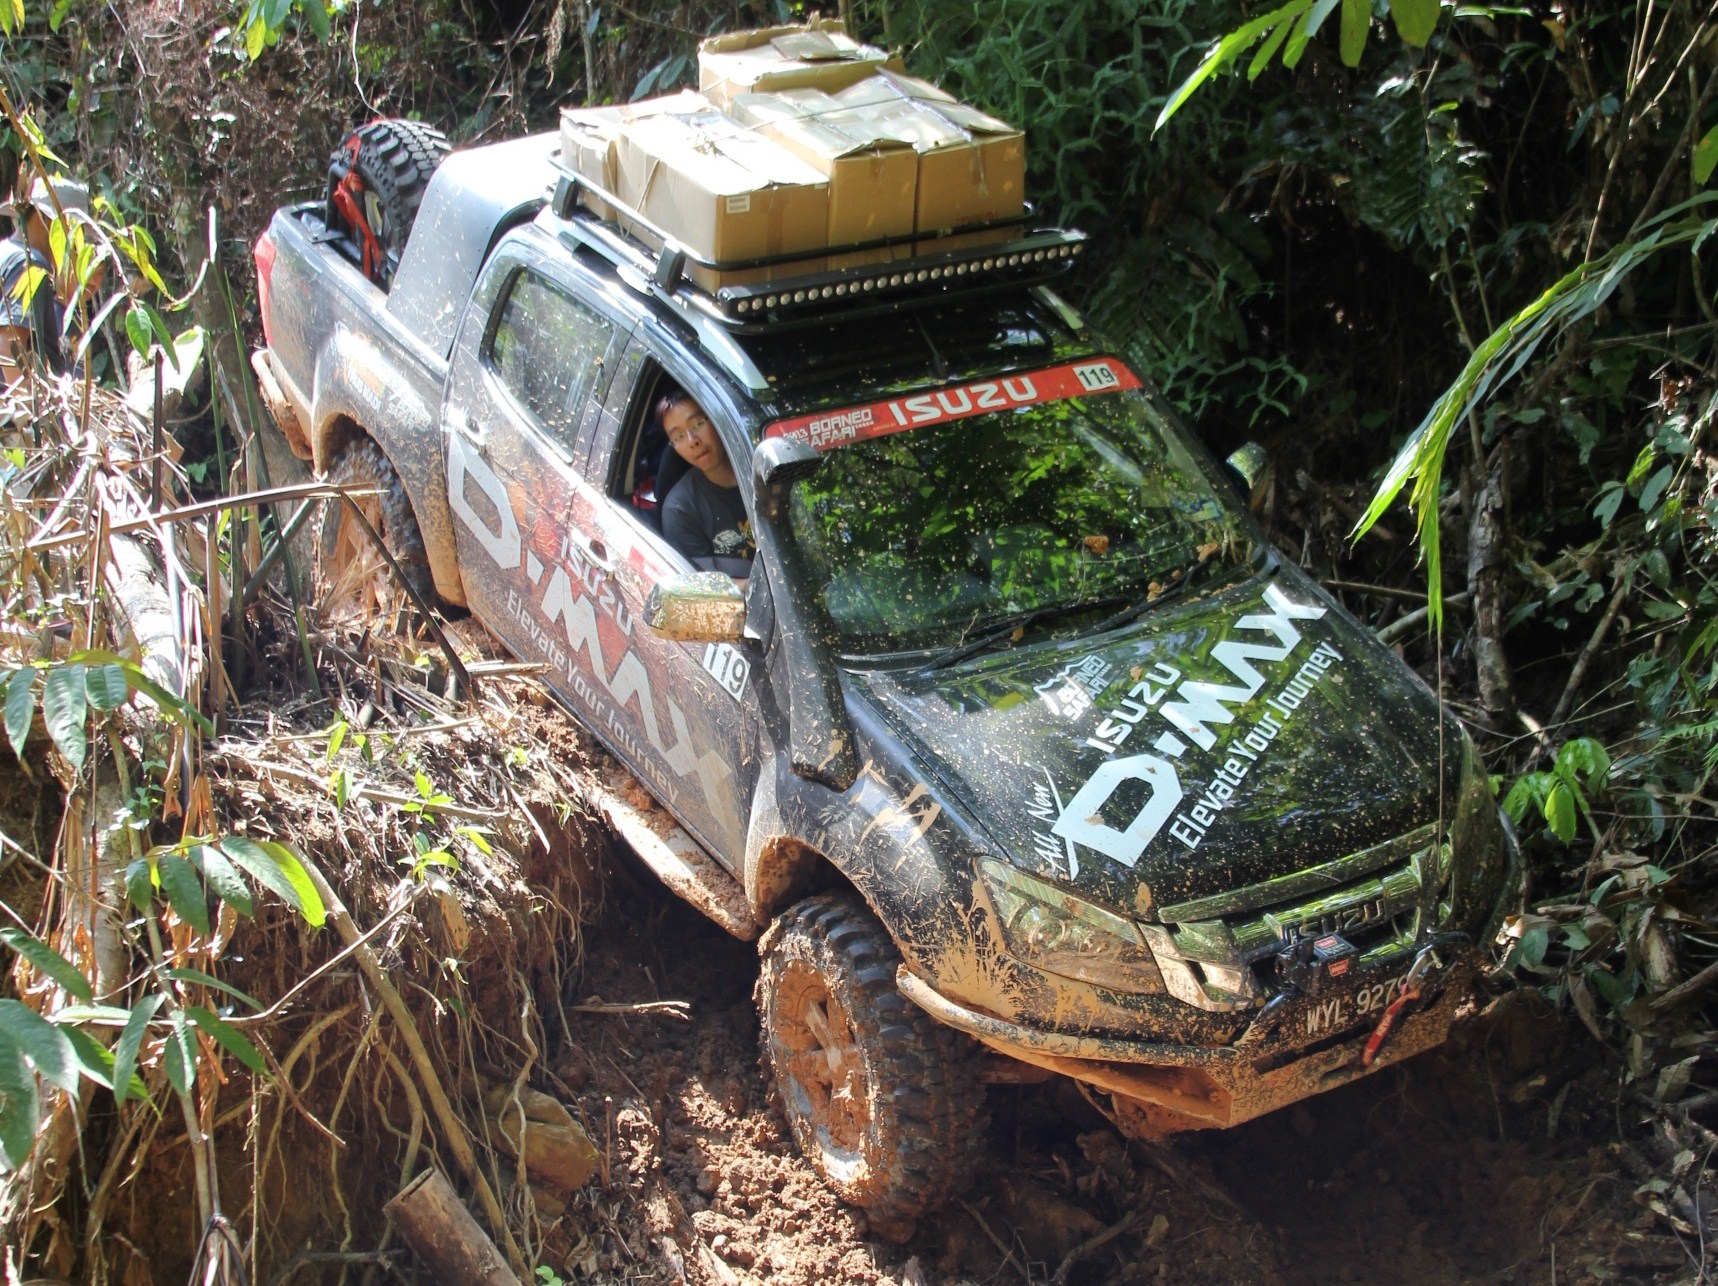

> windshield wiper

[
  {"left": 914, "top": 598, "right": 1129, "bottom": 676},
  {"left": 1090, "top": 552, "right": 1217, "bottom": 635}
]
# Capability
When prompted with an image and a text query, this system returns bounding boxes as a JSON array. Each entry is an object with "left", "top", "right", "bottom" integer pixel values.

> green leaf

[
  {"left": 124, "top": 302, "right": 152, "bottom": 357},
  {"left": 41, "top": 664, "right": 88, "bottom": 772},
  {"left": 1545, "top": 780, "right": 1577, "bottom": 841},
  {"left": 1514, "top": 924, "right": 1549, "bottom": 970},
  {"left": 186, "top": 1006, "right": 268, "bottom": 1074},
  {"left": 166, "top": 968, "right": 262, "bottom": 1012},
  {"left": 190, "top": 845, "right": 252, "bottom": 917},
  {"left": 0, "top": 1030, "right": 40, "bottom": 1171},
  {"left": 4, "top": 667, "right": 36, "bottom": 762},
  {"left": 52, "top": 1004, "right": 133, "bottom": 1025},
  {"left": 1247, "top": 15, "right": 1295, "bottom": 80},
  {"left": 245, "top": 16, "right": 267, "bottom": 60},
  {"left": 0, "top": 999, "right": 78, "bottom": 1093},
  {"left": 1339, "top": 0, "right": 1369, "bottom": 65},
  {"left": 1593, "top": 482, "right": 1625, "bottom": 529},
  {"left": 163, "top": 1011, "right": 195, "bottom": 1095},
  {"left": 124, "top": 858, "right": 155, "bottom": 914},
  {"left": 0, "top": 928, "right": 93, "bottom": 1002},
  {"left": 300, "top": 0, "right": 330, "bottom": 40},
  {"left": 326, "top": 719, "right": 347, "bottom": 760},
  {"left": 1155, "top": 0, "right": 1315, "bottom": 130},
  {"left": 155, "top": 854, "right": 210, "bottom": 937},
  {"left": 1389, "top": 0, "right": 1439, "bottom": 46},
  {"left": 1639, "top": 463, "right": 1674, "bottom": 513},
  {"left": 218, "top": 837, "right": 326, "bottom": 928},
  {"left": 1695, "top": 124, "right": 1718, "bottom": 186},
  {"left": 84, "top": 663, "right": 130, "bottom": 712},
  {"left": 112, "top": 993, "right": 164, "bottom": 1106}
]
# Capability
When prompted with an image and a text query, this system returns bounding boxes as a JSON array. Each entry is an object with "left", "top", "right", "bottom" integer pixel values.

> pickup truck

[{"left": 252, "top": 117, "right": 1521, "bottom": 1222}]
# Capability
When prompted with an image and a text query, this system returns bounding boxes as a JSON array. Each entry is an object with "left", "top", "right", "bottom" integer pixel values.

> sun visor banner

[{"left": 763, "top": 356, "right": 1143, "bottom": 451}]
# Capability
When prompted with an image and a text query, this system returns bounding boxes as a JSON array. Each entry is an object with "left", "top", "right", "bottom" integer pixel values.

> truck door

[
  {"left": 575, "top": 339, "right": 759, "bottom": 867},
  {"left": 442, "top": 241, "right": 749, "bottom": 863}
]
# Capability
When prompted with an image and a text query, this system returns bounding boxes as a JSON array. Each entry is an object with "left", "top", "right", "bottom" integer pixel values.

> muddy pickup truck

[{"left": 252, "top": 118, "right": 1521, "bottom": 1221}]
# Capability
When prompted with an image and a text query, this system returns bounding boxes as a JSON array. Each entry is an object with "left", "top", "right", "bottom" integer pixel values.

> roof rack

[{"left": 548, "top": 163, "right": 1085, "bottom": 335}]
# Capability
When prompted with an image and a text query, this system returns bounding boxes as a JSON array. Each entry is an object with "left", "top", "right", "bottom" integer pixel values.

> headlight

[{"left": 976, "top": 858, "right": 1166, "bottom": 994}]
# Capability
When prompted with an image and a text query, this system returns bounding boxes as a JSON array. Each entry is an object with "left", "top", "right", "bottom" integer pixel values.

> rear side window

[{"left": 487, "top": 269, "right": 613, "bottom": 447}]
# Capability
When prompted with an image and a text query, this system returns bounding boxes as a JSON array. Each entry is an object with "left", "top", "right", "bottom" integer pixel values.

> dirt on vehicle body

[{"left": 251, "top": 115, "right": 1521, "bottom": 1221}]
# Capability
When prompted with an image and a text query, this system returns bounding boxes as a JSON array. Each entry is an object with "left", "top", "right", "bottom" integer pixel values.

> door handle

[
  {"left": 569, "top": 530, "right": 613, "bottom": 575},
  {"left": 446, "top": 408, "right": 487, "bottom": 451}
]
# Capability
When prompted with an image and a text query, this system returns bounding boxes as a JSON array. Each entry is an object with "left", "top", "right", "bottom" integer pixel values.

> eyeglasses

[{"left": 667, "top": 415, "right": 712, "bottom": 448}]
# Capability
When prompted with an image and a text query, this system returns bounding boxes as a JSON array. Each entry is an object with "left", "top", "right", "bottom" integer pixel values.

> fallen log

[{"left": 385, "top": 1168, "right": 523, "bottom": 1286}]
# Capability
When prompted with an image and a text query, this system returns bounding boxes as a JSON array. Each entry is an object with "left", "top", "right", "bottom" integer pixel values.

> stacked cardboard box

[{"left": 557, "top": 21, "right": 1026, "bottom": 289}]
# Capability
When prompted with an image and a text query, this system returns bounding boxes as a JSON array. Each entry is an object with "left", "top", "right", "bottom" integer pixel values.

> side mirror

[
  {"left": 1225, "top": 442, "right": 1268, "bottom": 503},
  {"left": 750, "top": 436, "right": 823, "bottom": 517},
  {"left": 644, "top": 571, "right": 746, "bottom": 642}
]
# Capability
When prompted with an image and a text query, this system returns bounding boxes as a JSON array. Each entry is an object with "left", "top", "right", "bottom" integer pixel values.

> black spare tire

[
  {"left": 757, "top": 893, "right": 988, "bottom": 1224},
  {"left": 327, "top": 119, "right": 450, "bottom": 287}
]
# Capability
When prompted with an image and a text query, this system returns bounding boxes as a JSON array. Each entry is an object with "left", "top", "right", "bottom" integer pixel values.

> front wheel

[
  {"left": 316, "top": 440, "right": 431, "bottom": 619},
  {"left": 757, "top": 894, "right": 987, "bottom": 1223}
]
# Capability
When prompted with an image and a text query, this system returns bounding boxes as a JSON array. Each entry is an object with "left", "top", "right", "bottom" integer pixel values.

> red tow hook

[{"left": 1361, "top": 945, "right": 1441, "bottom": 1068}]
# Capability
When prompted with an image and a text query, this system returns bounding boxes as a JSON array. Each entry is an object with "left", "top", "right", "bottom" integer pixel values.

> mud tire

[
  {"left": 757, "top": 894, "right": 988, "bottom": 1223},
  {"left": 316, "top": 440, "right": 432, "bottom": 617},
  {"left": 336, "top": 119, "right": 450, "bottom": 284}
]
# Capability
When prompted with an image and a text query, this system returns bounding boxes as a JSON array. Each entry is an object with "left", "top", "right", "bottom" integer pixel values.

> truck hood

[{"left": 844, "top": 569, "right": 1452, "bottom": 920}]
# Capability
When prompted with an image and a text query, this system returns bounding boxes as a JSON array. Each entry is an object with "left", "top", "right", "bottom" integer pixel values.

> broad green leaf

[
  {"left": 52, "top": 1004, "right": 133, "bottom": 1024},
  {"left": 300, "top": 0, "right": 330, "bottom": 40},
  {"left": 1593, "top": 482, "right": 1625, "bottom": 529},
  {"left": 4, "top": 667, "right": 35, "bottom": 762},
  {"left": 1515, "top": 924, "right": 1549, "bottom": 970},
  {"left": 0, "top": 1031, "right": 40, "bottom": 1171},
  {"left": 124, "top": 858, "right": 154, "bottom": 914},
  {"left": 190, "top": 845, "right": 252, "bottom": 918},
  {"left": 1389, "top": 0, "right": 1439, "bottom": 46},
  {"left": 163, "top": 1012, "right": 195, "bottom": 1095},
  {"left": 1638, "top": 463, "right": 1674, "bottom": 513},
  {"left": 326, "top": 719, "right": 348, "bottom": 760},
  {"left": 84, "top": 663, "right": 130, "bottom": 712},
  {"left": 124, "top": 303, "right": 152, "bottom": 358},
  {"left": 1695, "top": 125, "right": 1718, "bottom": 187},
  {"left": 1545, "top": 780, "right": 1577, "bottom": 841},
  {"left": 0, "top": 927, "right": 93, "bottom": 1002},
  {"left": 218, "top": 837, "right": 326, "bottom": 927},
  {"left": 167, "top": 967, "right": 262, "bottom": 1012},
  {"left": 59, "top": 1027, "right": 146, "bottom": 1098},
  {"left": 41, "top": 664, "right": 88, "bottom": 771},
  {"left": 245, "top": 16, "right": 267, "bottom": 60},
  {"left": 1339, "top": 0, "right": 1369, "bottom": 66},
  {"left": 186, "top": 1007, "right": 267, "bottom": 1074},
  {"left": 0, "top": 0, "right": 22, "bottom": 37},
  {"left": 112, "top": 993, "right": 164, "bottom": 1106},
  {"left": 1247, "top": 15, "right": 1295, "bottom": 80},
  {"left": 156, "top": 854, "right": 210, "bottom": 937},
  {"left": 0, "top": 999, "right": 78, "bottom": 1093},
  {"left": 1284, "top": 0, "right": 1340, "bottom": 67}
]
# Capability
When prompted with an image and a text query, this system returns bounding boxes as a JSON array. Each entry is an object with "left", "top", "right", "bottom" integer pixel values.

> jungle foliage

[{"left": 3, "top": 0, "right": 1718, "bottom": 1276}]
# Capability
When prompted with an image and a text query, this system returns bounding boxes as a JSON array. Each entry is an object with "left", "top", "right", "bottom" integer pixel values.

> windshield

[{"left": 775, "top": 358, "right": 1251, "bottom": 657}]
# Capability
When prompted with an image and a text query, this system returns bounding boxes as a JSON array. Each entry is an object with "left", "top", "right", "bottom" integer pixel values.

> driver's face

[{"left": 664, "top": 400, "right": 728, "bottom": 477}]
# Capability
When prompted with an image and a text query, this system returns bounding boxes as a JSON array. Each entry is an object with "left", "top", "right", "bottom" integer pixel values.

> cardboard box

[
  {"left": 831, "top": 71, "right": 1025, "bottom": 234},
  {"left": 699, "top": 18, "right": 902, "bottom": 110},
  {"left": 611, "top": 110, "right": 830, "bottom": 290},
  {"left": 559, "top": 90, "right": 711, "bottom": 219},
  {"left": 729, "top": 90, "right": 917, "bottom": 247}
]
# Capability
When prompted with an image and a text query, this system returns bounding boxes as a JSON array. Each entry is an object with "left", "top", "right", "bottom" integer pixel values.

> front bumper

[{"left": 897, "top": 944, "right": 1480, "bottom": 1133}]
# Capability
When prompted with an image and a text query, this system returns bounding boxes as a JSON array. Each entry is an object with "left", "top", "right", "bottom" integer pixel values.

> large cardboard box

[
  {"left": 559, "top": 90, "right": 710, "bottom": 219},
  {"left": 611, "top": 109, "right": 831, "bottom": 290},
  {"left": 729, "top": 90, "right": 917, "bottom": 247},
  {"left": 699, "top": 19, "right": 902, "bottom": 110},
  {"left": 831, "top": 72, "right": 1025, "bottom": 234}
]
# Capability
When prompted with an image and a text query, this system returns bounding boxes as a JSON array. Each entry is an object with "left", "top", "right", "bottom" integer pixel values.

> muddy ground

[{"left": 544, "top": 841, "right": 1678, "bottom": 1286}]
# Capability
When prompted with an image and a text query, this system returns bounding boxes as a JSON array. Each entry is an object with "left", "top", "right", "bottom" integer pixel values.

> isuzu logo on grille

[{"left": 1283, "top": 895, "right": 1389, "bottom": 944}]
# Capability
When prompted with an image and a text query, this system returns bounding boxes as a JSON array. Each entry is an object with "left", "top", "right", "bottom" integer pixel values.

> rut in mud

[{"left": 557, "top": 847, "right": 1665, "bottom": 1286}]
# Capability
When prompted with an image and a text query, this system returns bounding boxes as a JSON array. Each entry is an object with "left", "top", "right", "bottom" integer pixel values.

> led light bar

[{"left": 715, "top": 230, "right": 1086, "bottom": 321}]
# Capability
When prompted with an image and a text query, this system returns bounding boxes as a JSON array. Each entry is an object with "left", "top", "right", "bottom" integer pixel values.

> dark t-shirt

[
  {"left": 662, "top": 470, "right": 754, "bottom": 578},
  {"left": 0, "top": 233, "right": 68, "bottom": 374}
]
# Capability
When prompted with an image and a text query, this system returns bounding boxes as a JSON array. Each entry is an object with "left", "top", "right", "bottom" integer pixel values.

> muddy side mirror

[
  {"left": 644, "top": 571, "right": 746, "bottom": 642},
  {"left": 751, "top": 436, "right": 823, "bottom": 517},
  {"left": 1225, "top": 442, "right": 1268, "bottom": 504}
]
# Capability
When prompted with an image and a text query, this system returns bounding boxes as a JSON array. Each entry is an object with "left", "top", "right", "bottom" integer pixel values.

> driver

[{"left": 658, "top": 388, "right": 754, "bottom": 581}]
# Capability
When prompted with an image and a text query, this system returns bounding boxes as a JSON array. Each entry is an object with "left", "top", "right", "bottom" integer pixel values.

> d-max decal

[{"left": 763, "top": 357, "right": 1143, "bottom": 451}]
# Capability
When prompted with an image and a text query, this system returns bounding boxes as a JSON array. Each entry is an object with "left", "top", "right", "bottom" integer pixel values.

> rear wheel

[
  {"left": 316, "top": 440, "right": 431, "bottom": 619},
  {"left": 757, "top": 894, "right": 987, "bottom": 1223},
  {"left": 329, "top": 119, "right": 450, "bottom": 286}
]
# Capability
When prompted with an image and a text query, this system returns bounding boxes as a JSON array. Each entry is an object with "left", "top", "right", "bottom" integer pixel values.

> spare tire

[{"left": 327, "top": 119, "right": 450, "bottom": 287}]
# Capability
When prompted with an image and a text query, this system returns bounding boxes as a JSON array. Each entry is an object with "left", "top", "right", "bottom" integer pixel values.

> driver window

[{"left": 486, "top": 269, "right": 614, "bottom": 450}]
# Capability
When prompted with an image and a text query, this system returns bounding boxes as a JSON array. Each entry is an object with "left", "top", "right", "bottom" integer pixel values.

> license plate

[{"left": 1301, "top": 971, "right": 1408, "bottom": 1038}]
